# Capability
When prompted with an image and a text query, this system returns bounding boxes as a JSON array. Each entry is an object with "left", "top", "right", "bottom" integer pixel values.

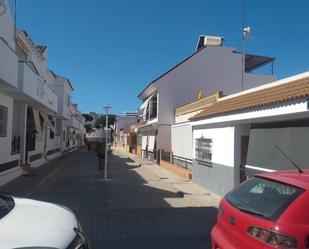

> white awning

[
  {"left": 41, "top": 113, "right": 56, "bottom": 132},
  {"left": 148, "top": 135, "right": 155, "bottom": 151},
  {"left": 141, "top": 135, "right": 147, "bottom": 150},
  {"left": 139, "top": 94, "right": 154, "bottom": 120}
]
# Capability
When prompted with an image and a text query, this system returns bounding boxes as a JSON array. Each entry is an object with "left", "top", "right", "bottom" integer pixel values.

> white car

[{"left": 0, "top": 194, "right": 90, "bottom": 249}]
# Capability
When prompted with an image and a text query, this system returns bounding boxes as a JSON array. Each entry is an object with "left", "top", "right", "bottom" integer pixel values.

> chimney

[{"left": 196, "top": 36, "right": 224, "bottom": 51}]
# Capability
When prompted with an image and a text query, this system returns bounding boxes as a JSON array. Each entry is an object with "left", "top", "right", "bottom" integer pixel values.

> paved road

[{"left": 1, "top": 149, "right": 217, "bottom": 249}]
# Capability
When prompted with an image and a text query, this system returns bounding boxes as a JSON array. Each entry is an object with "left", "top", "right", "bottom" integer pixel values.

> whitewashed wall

[
  {"left": 0, "top": 0, "right": 15, "bottom": 48},
  {"left": 0, "top": 92, "right": 22, "bottom": 186},
  {"left": 156, "top": 125, "right": 171, "bottom": 151},
  {"left": 193, "top": 126, "right": 235, "bottom": 167},
  {"left": 192, "top": 126, "right": 235, "bottom": 196},
  {"left": 157, "top": 46, "right": 276, "bottom": 126},
  {"left": 0, "top": 92, "right": 14, "bottom": 164}
]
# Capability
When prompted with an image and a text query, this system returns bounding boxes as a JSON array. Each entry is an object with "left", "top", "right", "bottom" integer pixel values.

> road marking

[{"left": 25, "top": 156, "right": 72, "bottom": 197}]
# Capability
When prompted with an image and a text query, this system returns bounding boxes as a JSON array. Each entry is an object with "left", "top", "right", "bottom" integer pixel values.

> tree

[
  {"left": 85, "top": 124, "right": 94, "bottom": 134},
  {"left": 95, "top": 114, "right": 116, "bottom": 129},
  {"left": 82, "top": 114, "right": 93, "bottom": 122}
]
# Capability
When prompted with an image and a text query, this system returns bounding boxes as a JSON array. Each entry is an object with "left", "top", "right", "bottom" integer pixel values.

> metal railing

[{"left": 172, "top": 154, "right": 193, "bottom": 169}]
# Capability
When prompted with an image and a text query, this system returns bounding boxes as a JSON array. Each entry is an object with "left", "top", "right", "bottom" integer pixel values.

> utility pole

[
  {"left": 103, "top": 106, "right": 111, "bottom": 180},
  {"left": 241, "top": 0, "right": 250, "bottom": 91},
  {"left": 241, "top": 0, "right": 245, "bottom": 91}
]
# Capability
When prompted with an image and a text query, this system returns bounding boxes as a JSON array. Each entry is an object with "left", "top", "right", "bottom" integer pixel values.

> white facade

[
  {"left": 137, "top": 37, "right": 276, "bottom": 161},
  {"left": 113, "top": 112, "right": 138, "bottom": 150},
  {"left": 186, "top": 72, "right": 309, "bottom": 196},
  {"left": 115, "top": 114, "right": 138, "bottom": 134},
  {"left": 0, "top": 0, "right": 85, "bottom": 187}
]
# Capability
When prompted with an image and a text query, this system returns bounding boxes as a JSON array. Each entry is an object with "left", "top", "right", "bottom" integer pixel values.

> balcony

[
  {"left": 18, "top": 62, "right": 58, "bottom": 112},
  {"left": 58, "top": 97, "right": 72, "bottom": 120},
  {"left": 0, "top": 38, "right": 18, "bottom": 88},
  {"left": 65, "top": 114, "right": 83, "bottom": 130}
]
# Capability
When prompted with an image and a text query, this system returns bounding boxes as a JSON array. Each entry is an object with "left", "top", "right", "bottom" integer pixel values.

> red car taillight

[
  {"left": 247, "top": 226, "right": 297, "bottom": 249},
  {"left": 218, "top": 201, "right": 224, "bottom": 217}
]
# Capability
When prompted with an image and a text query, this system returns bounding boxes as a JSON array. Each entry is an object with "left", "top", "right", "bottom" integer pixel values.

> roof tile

[{"left": 191, "top": 77, "right": 309, "bottom": 120}]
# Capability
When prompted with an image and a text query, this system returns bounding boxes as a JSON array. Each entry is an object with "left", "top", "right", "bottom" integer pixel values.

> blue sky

[{"left": 12, "top": 0, "right": 309, "bottom": 115}]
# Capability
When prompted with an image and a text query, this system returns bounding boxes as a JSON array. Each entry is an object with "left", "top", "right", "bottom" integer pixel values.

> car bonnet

[{"left": 0, "top": 197, "right": 77, "bottom": 249}]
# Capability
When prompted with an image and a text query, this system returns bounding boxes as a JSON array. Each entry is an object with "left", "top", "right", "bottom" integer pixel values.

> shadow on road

[{"left": 1, "top": 149, "right": 217, "bottom": 249}]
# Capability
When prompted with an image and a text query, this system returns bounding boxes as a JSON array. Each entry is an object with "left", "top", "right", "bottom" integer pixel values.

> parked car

[
  {"left": 211, "top": 169, "right": 309, "bottom": 249},
  {"left": 0, "top": 194, "right": 90, "bottom": 249}
]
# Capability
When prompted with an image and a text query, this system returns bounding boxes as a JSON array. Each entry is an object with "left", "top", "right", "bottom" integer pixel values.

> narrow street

[{"left": 1, "top": 149, "right": 217, "bottom": 249}]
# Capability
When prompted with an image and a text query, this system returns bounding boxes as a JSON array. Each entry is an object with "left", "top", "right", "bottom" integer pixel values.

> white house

[
  {"left": 137, "top": 36, "right": 276, "bottom": 162},
  {"left": 0, "top": 0, "right": 84, "bottom": 187},
  {"left": 186, "top": 72, "right": 309, "bottom": 196},
  {"left": 49, "top": 72, "right": 85, "bottom": 152},
  {"left": 114, "top": 112, "right": 139, "bottom": 151},
  {"left": 64, "top": 103, "right": 85, "bottom": 151},
  {"left": 0, "top": 0, "right": 21, "bottom": 185}
]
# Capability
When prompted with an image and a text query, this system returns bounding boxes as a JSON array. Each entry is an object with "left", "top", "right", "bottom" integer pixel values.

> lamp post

[{"left": 103, "top": 106, "right": 111, "bottom": 180}]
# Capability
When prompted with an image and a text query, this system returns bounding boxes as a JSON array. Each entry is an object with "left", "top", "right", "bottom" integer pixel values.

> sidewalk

[
  {"left": 1, "top": 149, "right": 218, "bottom": 249},
  {"left": 112, "top": 148, "right": 221, "bottom": 208}
]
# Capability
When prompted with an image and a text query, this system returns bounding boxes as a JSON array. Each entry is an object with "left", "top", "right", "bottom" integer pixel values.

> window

[
  {"left": 149, "top": 95, "right": 158, "bottom": 119},
  {"left": 49, "top": 130, "right": 54, "bottom": 139},
  {"left": 226, "top": 177, "right": 304, "bottom": 221},
  {"left": 0, "top": 105, "right": 8, "bottom": 137},
  {"left": 195, "top": 137, "right": 212, "bottom": 166}
]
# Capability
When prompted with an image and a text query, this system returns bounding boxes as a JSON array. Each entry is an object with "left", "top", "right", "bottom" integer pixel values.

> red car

[{"left": 211, "top": 169, "right": 309, "bottom": 249}]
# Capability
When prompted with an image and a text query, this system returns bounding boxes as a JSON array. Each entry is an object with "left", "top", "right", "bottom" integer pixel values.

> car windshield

[
  {"left": 226, "top": 177, "right": 304, "bottom": 221},
  {"left": 0, "top": 194, "right": 15, "bottom": 219}
]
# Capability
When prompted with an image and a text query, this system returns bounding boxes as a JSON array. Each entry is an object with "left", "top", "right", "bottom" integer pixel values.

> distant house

[
  {"left": 114, "top": 112, "right": 139, "bottom": 152},
  {"left": 137, "top": 35, "right": 276, "bottom": 162}
]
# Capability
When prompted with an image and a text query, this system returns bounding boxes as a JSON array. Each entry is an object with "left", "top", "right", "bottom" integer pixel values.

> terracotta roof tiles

[{"left": 190, "top": 76, "right": 309, "bottom": 121}]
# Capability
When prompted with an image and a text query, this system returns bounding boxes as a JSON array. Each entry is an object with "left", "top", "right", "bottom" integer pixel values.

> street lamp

[{"left": 103, "top": 106, "right": 111, "bottom": 180}]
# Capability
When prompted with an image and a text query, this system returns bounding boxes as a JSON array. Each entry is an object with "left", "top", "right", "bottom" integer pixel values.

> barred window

[
  {"left": 195, "top": 137, "right": 212, "bottom": 165},
  {"left": 0, "top": 105, "right": 8, "bottom": 137}
]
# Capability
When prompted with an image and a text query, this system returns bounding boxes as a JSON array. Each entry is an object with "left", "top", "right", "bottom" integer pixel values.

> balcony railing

[{"left": 11, "top": 135, "right": 20, "bottom": 155}]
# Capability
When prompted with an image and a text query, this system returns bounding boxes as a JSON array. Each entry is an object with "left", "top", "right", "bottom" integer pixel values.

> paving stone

[{"left": 1, "top": 149, "right": 217, "bottom": 249}]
